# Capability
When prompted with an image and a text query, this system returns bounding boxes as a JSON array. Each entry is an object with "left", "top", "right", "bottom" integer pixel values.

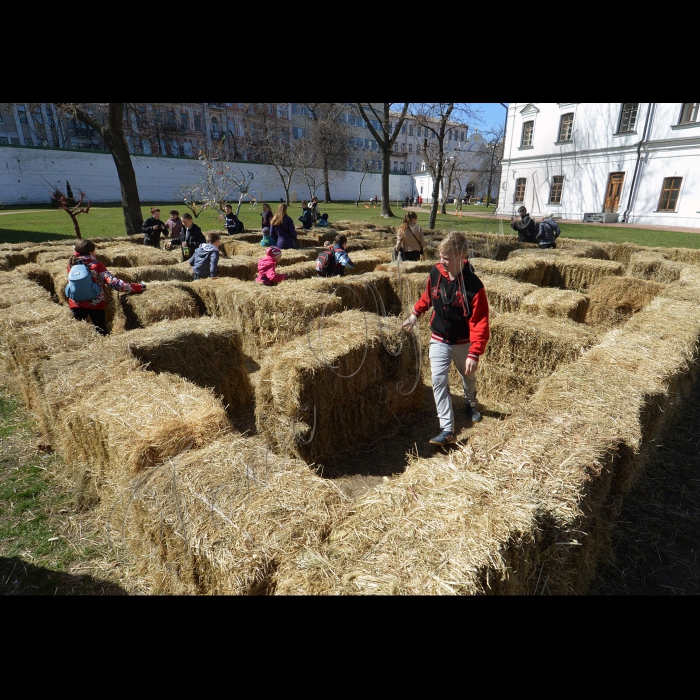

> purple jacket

[{"left": 270, "top": 215, "right": 298, "bottom": 249}]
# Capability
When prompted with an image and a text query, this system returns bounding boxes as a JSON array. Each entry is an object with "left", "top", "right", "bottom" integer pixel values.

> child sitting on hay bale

[
  {"left": 316, "top": 213, "right": 330, "bottom": 228},
  {"left": 255, "top": 246, "right": 289, "bottom": 286},
  {"left": 401, "top": 231, "right": 490, "bottom": 446},
  {"left": 66, "top": 239, "right": 146, "bottom": 336},
  {"left": 260, "top": 227, "right": 274, "bottom": 247},
  {"left": 189, "top": 232, "right": 220, "bottom": 280}
]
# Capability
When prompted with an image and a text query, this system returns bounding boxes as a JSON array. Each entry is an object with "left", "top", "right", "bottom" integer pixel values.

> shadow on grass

[
  {"left": 0, "top": 230, "right": 80, "bottom": 245},
  {"left": 0, "top": 556, "right": 128, "bottom": 596}
]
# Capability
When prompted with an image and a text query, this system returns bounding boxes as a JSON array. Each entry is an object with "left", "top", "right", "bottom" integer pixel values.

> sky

[{"left": 468, "top": 103, "right": 509, "bottom": 135}]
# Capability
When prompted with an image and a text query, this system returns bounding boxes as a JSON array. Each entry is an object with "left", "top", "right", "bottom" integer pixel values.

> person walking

[
  {"left": 270, "top": 202, "right": 298, "bottom": 250},
  {"left": 141, "top": 207, "right": 169, "bottom": 248},
  {"left": 401, "top": 231, "right": 490, "bottom": 446},
  {"left": 394, "top": 211, "right": 426, "bottom": 262},
  {"left": 536, "top": 212, "right": 561, "bottom": 249},
  {"left": 66, "top": 239, "right": 146, "bottom": 336},
  {"left": 510, "top": 205, "right": 538, "bottom": 243}
]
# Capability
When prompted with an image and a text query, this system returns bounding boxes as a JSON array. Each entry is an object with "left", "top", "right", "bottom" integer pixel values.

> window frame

[
  {"left": 617, "top": 103, "right": 639, "bottom": 133},
  {"left": 520, "top": 120, "right": 534, "bottom": 147},
  {"left": 549, "top": 175, "right": 564, "bottom": 204},
  {"left": 679, "top": 103, "right": 699, "bottom": 124},
  {"left": 557, "top": 113, "right": 574, "bottom": 142},
  {"left": 657, "top": 177, "right": 683, "bottom": 212},
  {"left": 514, "top": 177, "right": 526, "bottom": 203}
]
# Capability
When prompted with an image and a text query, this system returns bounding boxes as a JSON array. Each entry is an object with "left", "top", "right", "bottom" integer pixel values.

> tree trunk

[
  {"left": 323, "top": 161, "right": 332, "bottom": 202},
  {"left": 102, "top": 131, "right": 143, "bottom": 237},
  {"left": 381, "top": 149, "right": 393, "bottom": 218},
  {"left": 428, "top": 164, "right": 443, "bottom": 230}
]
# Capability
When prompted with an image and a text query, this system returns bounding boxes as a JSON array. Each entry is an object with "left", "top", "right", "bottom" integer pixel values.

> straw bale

[
  {"left": 95, "top": 244, "right": 176, "bottom": 268},
  {"left": 0, "top": 272, "right": 53, "bottom": 309},
  {"left": 0, "top": 249, "right": 34, "bottom": 270},
  {"left": 169, "top": 278, "right": 344, "bottom": 358},
  {"left": 121, "top": 282, "right": 199, "bottom": 328},
  {"left": 519, "top": 287, "right": 590, "bottom": 323},
  {"left": 590, "top": 241, "right": 646, "bottom": 265},
  {"left": 627, "top": 252, "right": 683, "bottom": 283},
  {"left": 210, "top": 256, "right": 258, "bottom": 281},
  {"left": 660, "top": 266, "right": 700, "bottom": 303},
  {"left": 255, "top": 310, "right": 423, "bottom": 465},
  {"left": 542, "top": 256, "right": 625, "bottom": 292},
  {"left": 62, "top": 369, "right": 231, "bottom": 478},
  {"left": 220, "top": 240, "right": 266, "bottom": 258},
  {"left": 279, "top": 260, "right": 318, "bottom": 280},
  {"left": 342, "top": 249, "right": 393, "bottom": 275},
  {"left": 35, "top": 249, "right": 76, "bottom": 266},
  {"left": 386, "top": 271, "right": 432, "bottom": 317},
  {"left": 376, "top": 260, "right": 435, "bottom": 275},
  {"left": 509, "top": 243, "right": 610, "bottom": 260},
  {"left": 479, "top": 273, "right": 538, "bottom": 313},
  {"left": 16, "top": 262, "right": 55, "bottom": 293},
  {"left": 650, "top": 246, "right": 700, "bottom": 265},
  {"left": 0, "top": 297, "right": 70, "bottom": 327},
  {"left": 109, "top": 434, "right": 350, "bottom": 594},
  {"left": 471, "top": 257, "right": 550, "bottom": 286},
  {"left": 274, "top": 431, "right": 540, "bottom": 596},
  {"left": 585, "top": 276, "right": 664, "bottom": 327},
  {"left": 299, "top": 272, "right": 401, "bottom": 316},
  {"left": 111, "top": 316, "right": 253, "bottom": 412},
  {"left": 107, "top": 263, "right": 194, "bottom": 283}
]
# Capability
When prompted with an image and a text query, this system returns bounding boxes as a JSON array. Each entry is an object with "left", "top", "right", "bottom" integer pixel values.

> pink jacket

[{"left": 255, "top": 250, "right": 289, "bottom": 286}]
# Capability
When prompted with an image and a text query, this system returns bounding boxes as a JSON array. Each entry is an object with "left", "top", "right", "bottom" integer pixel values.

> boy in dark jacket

[
  {"left": 222, "top": 204, "right": 243, "bottom": 235},
  {"left": 510, "top": 206, "right": 538, "bottom": 243},
  {"left": 298, "top": 201, "right": 314, "bottom": 230},
  {"left": 165, "top": 212, "right": 205, "bottom": 260},
  {"left": 142, "top": 207, "right": 169, "bottom": 248},
  {"left": 189, "top": 232, "right": 220, "bottom": 280}
]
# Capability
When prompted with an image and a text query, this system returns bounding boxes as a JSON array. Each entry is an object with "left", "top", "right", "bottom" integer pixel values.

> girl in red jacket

[
  {"left": 66, "top": 239, "right": 146, "bottom": 335},
  {"left": 255, "top": 246, "right": 289, "bottom": 286},
  {"left": 401, "top": 231, "right": 490, "bottom": 446}
]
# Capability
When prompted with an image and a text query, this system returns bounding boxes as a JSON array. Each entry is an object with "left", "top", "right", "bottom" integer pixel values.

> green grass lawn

[{"left": 1, "top": 201, "right": 699, "bottom": 249}]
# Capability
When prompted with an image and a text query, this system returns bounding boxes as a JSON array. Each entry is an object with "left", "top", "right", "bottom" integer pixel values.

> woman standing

[
  {"left": 66, "top": 239, "right": 146, "bottom": 336},
  {"left": 395, "top": 211, "right": 426, "bottom": 261},
  {"left": 270, "top": 202, "right": 298, "bottom": 250}
]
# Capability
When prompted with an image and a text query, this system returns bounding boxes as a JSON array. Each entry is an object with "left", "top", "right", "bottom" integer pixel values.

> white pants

[{"left": 429, "top": 340, "right": 477, "bottom": 433}]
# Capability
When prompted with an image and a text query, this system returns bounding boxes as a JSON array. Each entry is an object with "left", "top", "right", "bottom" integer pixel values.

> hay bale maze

[{"left": 3, "top": 226, "right": 700, "bottom": 595}]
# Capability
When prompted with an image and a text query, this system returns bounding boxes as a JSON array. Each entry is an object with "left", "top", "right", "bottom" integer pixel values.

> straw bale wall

[
  {"left": 107, "top": 435, "right": 350, "bottom": 594},
  {"left": 170, "top": 278, "right": 344, "bottom": 358},
  {"left": 110, "top": 317, "right": 253, "bottom": 413},
  {"left": 95, "top": 244, "right": 176, "bottom": 268},
  {"left": 519, "top": 287, "right": 590, "bottom": 323},
  {"left": 585, "top": 276, "right": 664, "bottom": 328},
  {"left": 540, "top": 256, "right": 625, "bottom": 292},
  {"left": 627, "top": 252, "right": 683, "bottom": 284},
  {"left": 108, "top": 262, "right": 194, "bottom": 283},
  {"left": 300, "top": 272, "right": 402, "bottom": 316},
  {"left": 0, "top": 272, "right": 53, "bottom": 309},
  {"left": 255, "top": 310, "right": 423, "bottom": 465},
  {"left": 120, "top": 283, "right": 199, "bottom": 328}
]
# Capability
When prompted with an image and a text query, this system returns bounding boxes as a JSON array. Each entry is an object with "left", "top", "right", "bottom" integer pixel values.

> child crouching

[{"left": 255, "top": 246, "right": 289, "bottom": 286}]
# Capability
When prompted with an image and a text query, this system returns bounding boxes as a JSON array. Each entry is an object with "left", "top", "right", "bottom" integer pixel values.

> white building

[{"left": 496, "top": 103, "right": 700, "bottom": 228}]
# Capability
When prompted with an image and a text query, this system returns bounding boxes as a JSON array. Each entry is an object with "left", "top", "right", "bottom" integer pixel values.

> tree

[
  {"left": 50, "top": 185, "right": 91, "bottom": 239},
  {"left": 53, "top": 103, "right": 143, "bottom": 236},
  {"left": 301, "top": 103, "right": 352, "bottom": 202},
  {"left": 411, "top": 103, "right": 477, "bottom": 229},
  {"left": 356, "top": 103, "right": 409, "bottom": 218},
  {"left": 355, "top": 160, "right": 374, "bottom": 207}
]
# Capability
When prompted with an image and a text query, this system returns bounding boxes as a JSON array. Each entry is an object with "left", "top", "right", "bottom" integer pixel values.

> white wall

[
  {"left": 0, "top": 146, "right": 415, "bottom": 206},
  {"left": 496, "top": 103, "right": 700, "bottom": 228}
]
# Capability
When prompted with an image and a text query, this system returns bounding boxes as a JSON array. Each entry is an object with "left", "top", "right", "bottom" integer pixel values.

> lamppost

[{"left": 485, "top": 103, "right": 509, "bottom": 208}]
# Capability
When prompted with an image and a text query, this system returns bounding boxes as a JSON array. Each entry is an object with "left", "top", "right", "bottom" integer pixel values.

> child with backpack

[
  {"left": 316, "top": 213, "right": 330, "bottom": 228},
  {"left": 255, "top": 246, "right": 289, "bottom": 286},
  {"left": 66, "top": 239, "right": 146, "bottom": 335},
  {"left": 315, "top": 234, "right": 355, "bottom": 277},
  {"left": 536, "top": 212, "right": 561, "bottom": 249},
  {"left": 189, "top": 232, "right": 221, "bottom": 280}
]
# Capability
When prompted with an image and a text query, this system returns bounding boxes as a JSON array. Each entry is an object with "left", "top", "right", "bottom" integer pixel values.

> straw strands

[
  {"left": 112, "top": 317, "right": 253, "bottom": 413},
  {"left": 627, "top": 252, "right": 683, "bottom": 284},
  {"left": 519, "top": 287, "right": 590, "bottom": 323},
  {"left": 107, "top": 434, "right": 350, "bottom": 594},
  {"left": 95, "top": 244, "right": 177, "bottom": 268},
  {"left": 255, "top": 310, "right": 423, "bottom": 464},
  {"left": 121, "top": 282, "right": 199, "bottom": 328},
  {"left": 585, "top": 276, "right": 664, "bottom": 328}
]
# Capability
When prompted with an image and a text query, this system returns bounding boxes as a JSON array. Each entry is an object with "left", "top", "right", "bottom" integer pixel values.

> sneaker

[
  {"left": 429, "top": 430, "right": 456, "bottom": 446},
  {"left": 465, "top": 402, "right": 482, "bottom": 423}
]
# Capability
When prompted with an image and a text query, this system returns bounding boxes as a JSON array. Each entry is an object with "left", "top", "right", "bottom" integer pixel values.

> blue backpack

[{"left": 65, "top": 263, "right": 102, "bottom": 302}]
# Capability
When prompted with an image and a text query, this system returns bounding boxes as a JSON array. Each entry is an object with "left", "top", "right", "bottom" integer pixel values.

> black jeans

[
  {"left": 71, "top": 307, "right": 108, "bottom": 335},
  {"left": 402, "top": 250, "right": 421, "bottom": 261}
]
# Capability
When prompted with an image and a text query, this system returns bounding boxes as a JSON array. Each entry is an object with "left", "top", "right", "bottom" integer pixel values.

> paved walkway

[{"left": 404, "top": 206, "right": 700, "bottom": 234}]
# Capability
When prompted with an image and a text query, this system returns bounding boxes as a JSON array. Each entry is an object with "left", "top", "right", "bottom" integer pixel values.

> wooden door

[{"left": 604, "top": 172, "right": 625, "bottom": 212}]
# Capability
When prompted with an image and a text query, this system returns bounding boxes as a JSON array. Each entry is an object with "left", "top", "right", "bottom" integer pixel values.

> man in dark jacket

[
  {"left": 510, "top": 206, "right": 538, "bottom": 243},
  {"left": 222, "top": 204, "right": 243, "bottom": 235},
  {"left": 165, "top": 212, "right": 205, "bottom": 260},
  {"left": 142, "top": 207, "right": 169, "bottom": 248}
]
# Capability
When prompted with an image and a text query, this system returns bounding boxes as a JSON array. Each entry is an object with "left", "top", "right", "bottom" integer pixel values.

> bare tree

[
  {"left": 301, "top": 103, "right": 352, "bottom": 202},
  {"left": 411, "top": 103, "right": 477, "bottom": 229},
  {"left": 49, "top": 185, "right": 91, "bottom": 239},
  {"left": 355, "top": 160, "right": 374, "bottom": 207},
  {"left": 357, "top": 102, "right": 410, "bottom": 218},
  {"left": 52, "top": 103, "right": 143, "bottom": 236}
]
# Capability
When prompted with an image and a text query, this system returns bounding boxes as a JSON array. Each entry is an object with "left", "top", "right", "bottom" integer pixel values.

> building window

[
  {"left": 0, "top": 136, "right": 8, "bottom": 144},
  {"left": 17, "top": 106, "right": 28, "bottom": 124},
  {"left": 549, "top": 175, "right": 564, "bottom": 204},
  {"left": 180, "top": 112, "right": 189, "bottom": 130},
  {"left": 417, "top": 127, "right": 422, "bottom": 137},
  {"left": 521, "top": 120, "right": 534, "bottom": 147},
  {"left": 193, "top": 114, "right": 202, "bottom": 131},
  {"left": 618, "top": 103, "right": 639, "bottom": 133},
  {"left": 658, "top": 177, "right": 682, "bottom": 211},
  {"left": 558, "top": 113, "right": 574, "bottom": 142},
  {"left": 32, "top": 109, "right": 43, "bottom": 125},
  {"left": 514, "top": 178, "right": 526, "bottom": 203},
  {"left": 679, "top": 103, "right": 699, "bottom": 124},
  {"left": 407, "top": 163, "right": 411, "bottom": 173},
  {"left": 408, "top": 125, "right": 413, "bottom": 136}
]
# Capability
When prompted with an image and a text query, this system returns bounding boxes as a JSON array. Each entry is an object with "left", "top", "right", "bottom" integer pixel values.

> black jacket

[
  {"left": 142, "top": 216, "right": 168, "bottom": 242},
  {"left": 224, "top": 212, "right": 243, "bottom": 234},
  {"left": 170, "top": 223, "right": 206, "bottom": 256},
  {"left": 298, "top": 208, "right": 313, "bottom": 230},
  {"left": 511, "top": 214, "right": 538, "bottom": 243}
]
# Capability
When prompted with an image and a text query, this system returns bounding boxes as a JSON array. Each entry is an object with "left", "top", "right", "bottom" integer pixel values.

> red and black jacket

[{"left": 413, "top": 260, "right": 490, "bottom": 361}]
